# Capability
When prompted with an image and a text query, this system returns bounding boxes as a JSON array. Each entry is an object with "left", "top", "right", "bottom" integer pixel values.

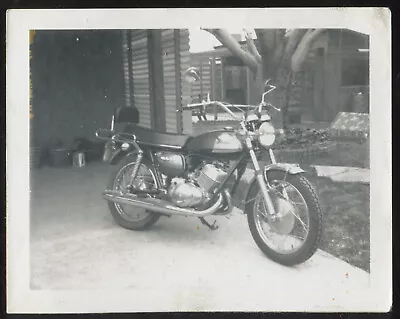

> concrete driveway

[{"left": 30, "top": 162, "right": 370, "bottom": 311}]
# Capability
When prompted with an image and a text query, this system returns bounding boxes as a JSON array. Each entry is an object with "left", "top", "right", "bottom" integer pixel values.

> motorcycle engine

[
  {"left": 194, "top": 162, "right": 229, "bottom": 194},
  {"left": 168, "top": 178, "right": 205, "bottom": 208},
  {"left": 168, "top": 161, "right": 229, "bottom": 208}
]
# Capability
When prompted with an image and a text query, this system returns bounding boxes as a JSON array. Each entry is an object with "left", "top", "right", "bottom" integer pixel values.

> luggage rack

[{"left": 95, "top": 128, "right": 137, "bottom": 144}]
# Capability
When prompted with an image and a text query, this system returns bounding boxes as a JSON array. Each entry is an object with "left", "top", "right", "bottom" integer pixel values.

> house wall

[
  {"left": 129, "top": 30, "right": 153, "bottom": 129},
  {"left": 128, "top": 29, "right": 190, "bottom": 133},
  {"left": 30, "top": 30, "right": 125, "bottom": 147},
  {"left": 189, "top": 56, "right": 213, "bottom": 102},
  {"left": 321, "top": 30, "right": 369, "bottom": 121}
]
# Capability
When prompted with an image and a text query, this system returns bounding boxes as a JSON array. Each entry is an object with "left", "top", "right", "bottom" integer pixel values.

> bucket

[
  {"left": 72, "top": 152, "right": 86, "bottom": 167},
  {"left": 49, "top": 148, "right": 71, "bottom": 167}
]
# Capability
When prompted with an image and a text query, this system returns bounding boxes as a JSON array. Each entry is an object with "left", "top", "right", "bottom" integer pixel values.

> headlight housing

[{"left": 258, "top": 122, "right": 276, "bottom": 147}]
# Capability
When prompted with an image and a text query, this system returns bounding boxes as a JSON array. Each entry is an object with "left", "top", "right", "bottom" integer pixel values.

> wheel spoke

[
  {"left": 270, "top": 186, "right": 309, "bottom": 233},
  {"left": 288, "top": 207, "right": 309, "bottom": 232},
  {"left": 113, "top": 162, "right": 158, "bottom": 222},
  {"left": 253, "top": 176, "right": 313, "bottom": 255}
]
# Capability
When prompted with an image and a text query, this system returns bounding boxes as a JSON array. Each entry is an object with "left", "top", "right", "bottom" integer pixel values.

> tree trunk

[
  {"left": 203, "top": 28, "right": 325, "bottom": 128},
  {"left": 259, "top": 54, "right": 293, "bottom": 129}
]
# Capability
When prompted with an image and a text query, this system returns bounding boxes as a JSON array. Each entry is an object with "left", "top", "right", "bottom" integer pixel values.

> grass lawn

[
  {"left": 305, "top": 174, "right": 370, "bottom": 272},
  {"left": 305, "top": 141, "right": 369, "bottom": 168},
  {"left": 301, "top": 141, "right": 370, "bottom": 272},
  {"left": 276, "top": 140, "right": 370, "bottom": 272}
]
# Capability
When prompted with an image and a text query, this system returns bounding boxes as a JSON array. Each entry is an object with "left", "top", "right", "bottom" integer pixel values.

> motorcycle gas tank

[{"left": 186, "top": 129, "right": 243, "bottom": 154}]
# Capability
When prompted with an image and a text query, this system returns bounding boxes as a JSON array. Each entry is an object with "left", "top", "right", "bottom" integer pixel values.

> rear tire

[
  {"left": 245, "top": 171, "right": 322, "bottom": 266},
  {"left": 107, "top": 155, "right": 160, "bottom": 231}
]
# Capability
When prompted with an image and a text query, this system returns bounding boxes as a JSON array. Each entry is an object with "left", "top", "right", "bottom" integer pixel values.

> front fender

[
  {"left": 264, "top": 163, "right": 305, "bottom": 175},
  {"left": 241, "top": 163, "right": 305, "bottom": 210}
]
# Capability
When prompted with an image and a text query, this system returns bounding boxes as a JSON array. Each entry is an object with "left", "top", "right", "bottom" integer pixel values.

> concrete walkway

[
  {"left": 235, "top": 164, "right": 369, "bottom": 203},
  {"left": 28, "top": 162, "right": 370, "bottom": 311},
  {"left": 312, "top": 165, "right": 369, "bottom": 183}
]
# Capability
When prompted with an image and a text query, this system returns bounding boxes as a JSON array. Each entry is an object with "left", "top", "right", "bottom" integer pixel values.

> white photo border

[{"left": 6, "top": 7, "right": 392, "bottom": 313}]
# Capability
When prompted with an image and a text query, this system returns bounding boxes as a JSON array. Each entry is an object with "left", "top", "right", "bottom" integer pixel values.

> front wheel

[{"left": 245, "top": 171, "right": 323, "bottom": 266}]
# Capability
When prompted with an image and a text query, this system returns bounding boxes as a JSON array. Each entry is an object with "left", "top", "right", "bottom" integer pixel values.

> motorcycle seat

[{"left": 120, "top": 124, "right": 191, "bottom": 149}]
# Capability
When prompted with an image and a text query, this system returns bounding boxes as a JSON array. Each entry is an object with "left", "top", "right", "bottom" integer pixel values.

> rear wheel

[
  {"left": 245, "top": 171, "right": 323, "bottom": 266},
  {"left": 107, "top": 156, "right": 160, "bottom": 230}
]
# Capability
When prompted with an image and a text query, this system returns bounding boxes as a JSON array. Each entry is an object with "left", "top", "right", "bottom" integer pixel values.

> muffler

[{"left": 103, "top": 190, "right": 224, "bottom": 217}]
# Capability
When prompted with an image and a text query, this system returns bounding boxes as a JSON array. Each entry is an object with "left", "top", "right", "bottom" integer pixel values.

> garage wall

[
  {"left": 161, "top": 29, "right": 190, "bottom": 133},
  {"left": 31, "top": 29, "right": 191, "bottom": 148},
  {"left": 30, "top": 30, "right": 125, "bottom": 147},
  {"left": 130, "top": 30, "right": 152, "bottom": 129},
  {"left": 127, "top": 29, "right": 190, "bottom": 133}
]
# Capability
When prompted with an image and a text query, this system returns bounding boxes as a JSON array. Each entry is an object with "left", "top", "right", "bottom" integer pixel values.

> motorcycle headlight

[{"left": 258, "top": 122, "right": 276, "bottom": 147}]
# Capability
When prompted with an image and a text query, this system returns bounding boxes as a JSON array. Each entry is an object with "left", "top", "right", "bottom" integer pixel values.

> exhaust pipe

[
  {"left": 103, "top": 190, "right": 224, "bottom": 217},
  {"left": 215, "top": 189, "right": 233, "bottom": 215}
]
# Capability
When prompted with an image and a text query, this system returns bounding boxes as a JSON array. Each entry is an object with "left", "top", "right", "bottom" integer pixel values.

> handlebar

[{"left": 185, "top": 82, "right": 280, "bottom": 122}]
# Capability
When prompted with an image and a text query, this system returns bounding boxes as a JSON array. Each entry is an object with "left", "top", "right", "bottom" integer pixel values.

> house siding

[{"left": 130, "top": 30, "right": 152, "bottom": 128}]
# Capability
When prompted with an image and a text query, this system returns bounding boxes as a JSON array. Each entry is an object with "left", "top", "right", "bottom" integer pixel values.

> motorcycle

[{"left": 96, "top": 79, "right": 323, "bottom": 266}]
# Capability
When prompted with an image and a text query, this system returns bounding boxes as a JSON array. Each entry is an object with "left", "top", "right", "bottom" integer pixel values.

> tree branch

[
  {"left": 243, "top": 29, "right": 262, "bottom": 64},
  {"left": 283, "top": 29, "right": 307, "bottom": 63},
  {"left": 267, "top": 30, "right": 286, "bottom": 77},
  {"left": 254, "top": 29, "right": 275, "bottom": 55},
  {"left": 291, "top": 29, "right": 325, "bottom": 72},
  {"left": 202, "top": 28, "right": 260, "bottom": 73},
  {"left": 274, "top": 29, "right": 286, "bottom": 47}
]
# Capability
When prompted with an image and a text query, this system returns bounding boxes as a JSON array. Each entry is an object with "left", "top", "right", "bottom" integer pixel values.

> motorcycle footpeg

[{"left": 199, "top": 217, "right": 219, "bottom": 231}]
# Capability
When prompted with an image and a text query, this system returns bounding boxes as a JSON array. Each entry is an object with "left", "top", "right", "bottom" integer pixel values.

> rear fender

[
  {"left": 109, "top": 150, "right": 141, "bottom": 165},
  {"left": 103, "top": 140, "right": 141, "bottom": 165},
  {"left": 242, "top": 163, "right": 305, "bottom": 211}
]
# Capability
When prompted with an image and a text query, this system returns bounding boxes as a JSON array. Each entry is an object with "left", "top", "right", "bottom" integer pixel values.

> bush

[{"left": 275, "top": 128, "right": 331, "bottom": 150}]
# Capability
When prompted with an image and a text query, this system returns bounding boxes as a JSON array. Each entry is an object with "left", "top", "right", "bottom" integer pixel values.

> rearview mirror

[
  {"left": 264, "top": 78, "right": 271, "bottom": 88},
  {"left": 183, "top": 67, "right": 201, "bottom": 84}
]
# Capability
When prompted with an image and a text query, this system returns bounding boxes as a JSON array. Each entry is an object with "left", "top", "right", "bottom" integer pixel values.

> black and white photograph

[{"left": 6, "top": 8, "right": 391, "bottom": 313}]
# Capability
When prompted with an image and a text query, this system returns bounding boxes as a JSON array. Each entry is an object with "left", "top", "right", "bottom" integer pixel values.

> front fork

[{"left": 245, "top": 138, "right": 277, "bottom": 217}]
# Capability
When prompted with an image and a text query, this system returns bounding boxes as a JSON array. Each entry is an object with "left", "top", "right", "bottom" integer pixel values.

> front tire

[
  {"left": 245, "top": 171, "right": 323, "bottom": 266},
  {"left": 107, "top": 155, "right": 160, "bottom": 231}
]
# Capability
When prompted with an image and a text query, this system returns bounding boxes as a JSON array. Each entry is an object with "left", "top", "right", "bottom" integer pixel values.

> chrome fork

[{"left": 245, "top": 138, "right": 277, "bottom": 216}]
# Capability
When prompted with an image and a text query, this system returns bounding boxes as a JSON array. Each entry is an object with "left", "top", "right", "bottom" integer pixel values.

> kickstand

[{"left": 199, "top": 217, "right": 219, "bottom": 230}]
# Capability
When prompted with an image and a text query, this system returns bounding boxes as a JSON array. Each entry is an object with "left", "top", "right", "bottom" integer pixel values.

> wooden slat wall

[
  {"left": 214, "top": 62, "right": 222, "bottom": 101},
  {"left": 161, "top": 29, "right": 190, "bottom": 133},
  {"left": 178, "top": 30, "right": 191, "bottom": 132},
  {"left": 126, "top": 29, "right": 190, "bottom": 132},
  {"left": 161, "top": 29, "right": 177, "bottom": 132},
  {"left": 190, "top": 57, "right": 213, "bottom": 103},
  {"left": 122, "top": 30, "right": 131, "bottom": 108},
  {"left": 131, "top": 30, "right": 151, "bottom": 128}
]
